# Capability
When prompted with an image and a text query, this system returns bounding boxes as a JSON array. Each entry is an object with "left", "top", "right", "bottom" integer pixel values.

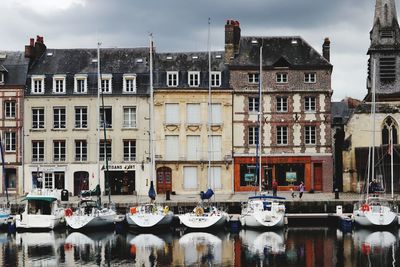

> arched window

[{"left": 382, "top": 116, "right": 398, "bottom": 145}]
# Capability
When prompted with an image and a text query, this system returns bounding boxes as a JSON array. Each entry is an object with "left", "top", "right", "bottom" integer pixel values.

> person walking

[
  {"left": 299, "top": 181, "right": 305, "bottom": 199},
  {"left": 272, "top": 180, "right": 278, "bottom": 197}
]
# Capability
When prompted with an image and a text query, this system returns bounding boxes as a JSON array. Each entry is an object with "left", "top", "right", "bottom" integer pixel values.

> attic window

[
  {"left": 192, "top": 56, "right": 198, "bottom": 59},
  {"left": 380, "top": 57, "right": 396, "bottom": 83},
  {"left": 166, "top": 56, "right": 173, "bottom": 60},
  {"left": 46, "top": 52, "right": 53, "bottom": 56},
  {"left": 215, "top": 54, "right": 222, "bottom": 59},
  {"left": 0, "top": 73, "right": 4, "bottom": 84},
  {"left": 0, "top": 54, "right": 6, "bottom": 59},
  {"left": 136, "top": 58, "right": 143, "bottom": 63},
  {"left": 251, "top": 39, "right": 258, "bottom": 44},
  {"left": 291, "top": 39, "right": 298, "bottom": 45},
  {"left": 380, "top": 30, "right": 393, "bottom": 38}
]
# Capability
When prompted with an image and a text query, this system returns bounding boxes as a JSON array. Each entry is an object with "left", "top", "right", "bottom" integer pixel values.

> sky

[{"left": 0, "top": 0, "right": 387, "bottom": 101}]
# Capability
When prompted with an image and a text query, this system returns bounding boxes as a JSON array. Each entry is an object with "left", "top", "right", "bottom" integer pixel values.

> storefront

[
  {"left": 234, "top": 156, "right": 313, "bottom": 192},
  {"left": 30, "top": 166, "right": 66, "bottom": 190},
  {"left": 102, "top": 164, "right": 136, "bottom": 195}
]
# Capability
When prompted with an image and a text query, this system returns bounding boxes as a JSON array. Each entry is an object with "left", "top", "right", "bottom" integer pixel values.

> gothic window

[{"left": 382, "top": 116, "right": 398, "bottom": 145}]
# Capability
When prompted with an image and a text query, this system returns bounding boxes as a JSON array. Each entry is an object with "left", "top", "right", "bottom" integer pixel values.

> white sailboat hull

[
  {"left": 16, "top": 213, "right": 63, "bottom": 230},
  {"left": 126, "top": 211, "right": 173, "bottom": 228},
  {"left": 178, "top": 212, "right": 228, "bottom": 229},
  {"left": 0, "top": 209, "right": 10, "bottom": 225},
  {"left": 240, "top": 211, "right": 285, "bottom": 228},
  {"left": 66, "top": 209, "right": 116, "bottom": 230},
  {"left": 353, "top": 208, "right": 397, "bottom": 227}
]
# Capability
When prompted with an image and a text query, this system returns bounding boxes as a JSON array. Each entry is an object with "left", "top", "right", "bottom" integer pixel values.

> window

[
  {"left": 304, "top": 73, "right": 316, "bottom": 83},
  {"left": 32, "top": 108, "right": 44, "bottom": 129},
  {"left": 32, "top": 140, "right": 44, "bottom": 162},
  {"left": 123, "top": 140, "right": 136, "bottom": 161},
  {"left": 186, "top": 103, "right": 201, "bottom": 124},
  {"left": 74, "top": 74, "right": 87, "bottom": 93},
  {"left": 0, "top": 73, "right": 4, "bottom": 84},
  {"left": 277, "top": 126, "right": 288, "bottom": 145},
  {"left": 188, "top": 71, "right": 200, "bottom": 87},
  {"left": 75, "top": 107, "right": 87, "bottom": 128},
  {"left": 167, "top": 71, "right": 179, "bottom": 87},
  {"left": 380, "top": 57, "right": 396, "bottom": 82},
  {"left": 209, "top": 166, "right": 222, "bottom": 189},
  {"left": 210, "top": 135, "right": 222, "bottom": 160},
  {"left": 100, "top": 107, "right": 112, "bottom": 128},
  {"left": 123, "top": 74, "right": 136, "bottom": 93},
  {"left": 305, "top": 97, "right": 316, "bottom": 112},
  {"left": 4, "top": 132, "right": 16, "bottom": 152},
  {"left": 44, "top": 173, "right": 53, "bottom": 189},
  {"left": 183, "top": 166, "right": 197, "bottom": 189},
  {"left": 165, "top": 103, "right": 180, "bottom": 124},
  {"left": 382, "top": 116, "right": 398, "bottom": 145},
  {"left": 276, "top": 73, "right": 288, "bottom": 83},
  {"left": 53, "top": 140, "right": 66, "bottom": 162},
  {"left": 248, "top": 97, "right": 259, "bottom": 112},
  {"left": 54, "top": 172, "right": 65, "bottom": 190},
  {"left": 304, "top": 126, "right": 316, "bottom": 145},
  {"left": 31, "top": 75, "right": 45, "bottom": 94},
  {"left": 249, "top": 126, "right": 259, "bottom": 146},
  {"left": 101, "top": 74, "right": 112, "bottom": 93},
  {"left": 75, "top": 140, "right": 87, "bottom": 161},
  {"left": 4, "top": 101, "right": 16, "bottom": 118},
  {"left": 165, "top": 135, "right": 179, "bottom": 160},
  {"left": 210, "top": 103, "right": 222, "bottom": 125},
  {"left": 99, "top": 140, "right": 112, "bottom": 161},
  {"left": 210, "top": 71, "right": 221, "bottom": 87},
  {"left": 248, "top": 73, "right": 259, "bottom": 84},
  {"left": 276, "top": 97, "right": 288, "bottom": 112},
  {"left": 53, "top": 107, "right": 66, "bottom": 129},
  {"left": 52, "top": 75, "right": 66, "bottom": 93},
  {"left": 187, "top": 135, "right": 200, "bottom": 160},
  {"left": 123, "top": 106, "right": 137, "bottom": 128}
]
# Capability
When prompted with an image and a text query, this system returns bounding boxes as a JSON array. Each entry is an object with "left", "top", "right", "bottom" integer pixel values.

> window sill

[
  {"left": 122, "top": 127, "right": 138, "bottom": 131},
  {"left": 30, "top": 128, "right": 46, "bottom": 132},
  {"left": 73, "top": 128, "right": 89, "bottom": 131},
  {"left": 51, "top": 128, "right": 67, "bottom": 131}
]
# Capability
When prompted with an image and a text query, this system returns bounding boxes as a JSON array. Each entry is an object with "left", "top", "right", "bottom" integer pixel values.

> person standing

[
  {"left": 272, "top": 180, "right": 278, "bottom": 197},
  {"left": 299, "top": 181, "right": 305, "bottom": 199}
]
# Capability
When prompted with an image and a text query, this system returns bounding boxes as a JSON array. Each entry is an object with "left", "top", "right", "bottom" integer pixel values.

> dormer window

[
  {"left": 53, "top": 75, "right": 66, "bottom": 94},
  {"left": 123, "top": 74, "right": 137, "bottom": 93},
  {"left": 210, "top": 71, "right": 221, "bottom": 87},
  {"left": 0, "top": 72, "right": 4, "bottom": 84},
  {"left": 101, "top": 74, "right": 112, "bottom": 93},
  {"left": 188, "top": 71, "right": 200, "bottom": 87},
  {"left": 74, "top": 74, "right": 87, "bottom": 93},
  {"left": 167, "top": 71, "right": 179, "bottom": 87},
  {"left": 31, "top": 75, "right": 45, "bottom": 94}
]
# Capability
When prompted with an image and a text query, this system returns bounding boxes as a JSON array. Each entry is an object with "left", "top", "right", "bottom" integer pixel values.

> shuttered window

[
  {"left": 187, "top": 135, "right": 200, "bottom": 160},
  {"left": 165, "top": 103, "right": 180, "bottom": 124},
  {"left": 183, "top": 166, "right": 198, "bottom": 189},
  {"left": 165, "top": 135, "right": 179, "bottom": 160},
  {"left": 210, "top": 135, "right": 222, "bottom": 161},
  {"left": 209, "top": 166, "right": 222, "bottom": 189},
  {"left": 210, "top": 103, "right": 222, "bottom": 125}
]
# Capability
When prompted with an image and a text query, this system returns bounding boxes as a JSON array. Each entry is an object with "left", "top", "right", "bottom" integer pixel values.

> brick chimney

[
  {"left": 322, "top": 37, "right": 330, "bottom": 62},
  {"left": 25, "top": 35, "right": 47, "bottom": 64},
  {"left": 224, "top": 20, "right": 241, "bottom": 63}
]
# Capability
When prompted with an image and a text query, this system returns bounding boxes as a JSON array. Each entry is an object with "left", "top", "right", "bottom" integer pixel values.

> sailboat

[
  {"left": 0, "top": 133, "right": 11, "bottom": 226},
  {"left": 125, "top": 35, "right": 174, "bottom": 229},
  {"left": 240, "top": 43, "right": 286, "bottom": 228},
  {"left": 178, "top": 19, "right": 228, "bottom": 230},
  {"left": 352, "top": 60, "right": 397, "bottom": 227},
  {"left": 65, "top": 43, "right": 116, "bottom": 230}
]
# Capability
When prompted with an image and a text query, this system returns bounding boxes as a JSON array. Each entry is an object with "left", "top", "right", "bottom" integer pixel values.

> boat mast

[
  {"left": 96, "top": 42, "right": 102, "bottom": 206},
  {"left": 207, "top": 18, "right": 212, "bottom": 190},
  {"left": 149, "top": 34, "right": 156, "bottom": 188},
  {"left": 258, "top": 43, "right": 263, "bottom": 193},
  {"left": 0, "top": 133, "right": 8, "bottom": 206},
  {"left": 367, "top": 59, "right": 377, "bottom": 199},
  {"left": 390, "top": 123, "right": 394, "bottom": 198}
]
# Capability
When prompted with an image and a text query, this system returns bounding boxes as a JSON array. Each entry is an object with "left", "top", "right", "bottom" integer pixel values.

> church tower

[{"left": 368, "top": 0, "right": 400, "bottom": 99}]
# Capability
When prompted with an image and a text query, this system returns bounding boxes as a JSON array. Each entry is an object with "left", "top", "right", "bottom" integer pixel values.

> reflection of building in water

[{"left": 176, "top": 232, "right": 234, "bottom": 266}]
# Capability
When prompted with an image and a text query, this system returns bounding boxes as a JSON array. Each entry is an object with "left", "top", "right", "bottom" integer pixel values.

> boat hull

[
  {"left": 178, "top": 212, "right": 228, "bottom": 229},
  {"left": 126, "top": 211, "right": 173, "bottom": 228},
  {"left": 16, "top": 214, "right": 63, "bottom": 230},
  {"left": 0, "top": 211, "right": 10, "bottom": 225},
  {"left": 66, "top": 209, "right": 116, "bottom": 230},
  {"left": 353, "top": 209, "right": 398, "bottom": 227},
  {"left": 240, "top": 212, "right": 285, "bottom": 228}
]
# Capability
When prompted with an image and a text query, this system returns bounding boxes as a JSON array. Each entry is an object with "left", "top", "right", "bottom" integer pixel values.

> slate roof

[
  {"left": 331, "top": 101, "right": 354, "bottom": 125},
  {"left": 230, "top": 36, "right": 332, "bottom": 70},
  {"left": 154, "top": 51, "right": 230, "bottom": 89},
  {"left": 27, "top": 48, "right": 150, "bottom": 96},
  {"left": 0, "top": 51, "right": 29, "bottom": 85}
]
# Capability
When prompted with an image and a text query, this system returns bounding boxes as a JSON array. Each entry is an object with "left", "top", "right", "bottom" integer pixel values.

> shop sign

[{"left": 101, "top": 164, "right": 135, "bottom": 171}]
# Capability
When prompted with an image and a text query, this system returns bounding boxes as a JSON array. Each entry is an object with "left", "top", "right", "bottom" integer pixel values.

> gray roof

[
  {"left": 331, "top": 101, "right": 354, "bottom": 125},
  {"left": 230, "top": 36, "right": 332, "bottom": 70},
  {"left": 0, "top": 51, "right": 29, "bottom": 85},
  {"left": 27, "top": 48, "right": 150, "bottom": 96},
  {"left": 154, "top": 51, "right": 230, "bottom": 89}
]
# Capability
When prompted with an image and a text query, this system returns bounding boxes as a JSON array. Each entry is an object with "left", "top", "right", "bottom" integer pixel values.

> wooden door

[
  {"left": 156, "top": 167, "right": 172, "bottom": 193},
  {"left": 313, "top": 163, "right": 323, "bottom": 191}
]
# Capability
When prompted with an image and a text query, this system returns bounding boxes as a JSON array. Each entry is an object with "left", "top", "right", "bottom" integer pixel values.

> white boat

[
  {"left": 126, "top": 35, "right": 173, "bottom": 229},
  {"left": 0, "top": 135, "right": 11, "bottom": 226},
  {"left": 65, "top": 199, "right": 116, "bottom": 230},
  {"left": 352, "top": 60, "right": 398, "bottom": 227},
  {"left": 240, "top": 196, "right": 286, "bottom": 228},
  {"left": 16, "top": 189, "right": 64, "bottom": 230},
  {"left": 239, "top": 229, "right": 286, "bottom": 256},
  {"left": 65, "top": 43, "right": 116, "bottom": 230},
  {"left": 178, "top": 22, "right": 227, "bottom": 230},
  {"left": 0, "top": 205, "right": 11, "bottom": 226},
  {"left": 179, "top": 232, "right": 222, "bottom": 266}
]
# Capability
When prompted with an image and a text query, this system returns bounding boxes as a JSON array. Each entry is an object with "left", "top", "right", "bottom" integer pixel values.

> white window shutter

[
  {"left": 187, "top": 135, "right": 200, "bottom": 160},
  {"left": 183, "top": 166, "right": 197, "bottom": 189},
  {"left": 187, "top": 104, "right": 200, "bottom": 124},
  {"left": 165, "top": 135, "right": 179, "bottom": 160}
]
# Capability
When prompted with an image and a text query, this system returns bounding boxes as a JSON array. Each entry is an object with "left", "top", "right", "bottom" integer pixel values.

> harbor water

[{"left": 0, "top": 226, "right": 399, "bottom": 266}]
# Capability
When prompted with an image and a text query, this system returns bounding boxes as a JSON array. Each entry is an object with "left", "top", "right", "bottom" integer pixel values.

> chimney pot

[{"left": 323, "top": 37, "right": 330, "bottom": 62}]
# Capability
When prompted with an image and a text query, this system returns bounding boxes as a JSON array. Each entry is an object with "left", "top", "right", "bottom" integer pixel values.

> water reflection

[{"left": 179, "top": 232, "right": 222, "bottom": 266}]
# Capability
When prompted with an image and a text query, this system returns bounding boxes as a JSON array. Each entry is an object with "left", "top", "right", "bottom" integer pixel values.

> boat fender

[
  {"left": 195, "top": 207, "right": 204, "bottom": 216},
  {"left": 361, "top": 204, "right": 370, "bottom": 212},
  {"left": 130, "top": 207, "right": 137, "bottom": 215},
  {"left": 65, "top": 208, "right": 73, "bottom": 217},
  {"left": 163, "top": 206, "right": 169, "bottom": 214}
]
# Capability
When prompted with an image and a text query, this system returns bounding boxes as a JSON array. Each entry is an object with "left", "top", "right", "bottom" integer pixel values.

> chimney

[
  {"left": 24, "top": 38, "right": 35, "bottom": 59},
  {"left": 224, "top": 20, "right": 241, "bottom": 63},
  {"left": 322, "top": 37, "right": 330, "bottom": 62},
  {"left": 25, "top": 35, "right": 47, "bottom": 64}
]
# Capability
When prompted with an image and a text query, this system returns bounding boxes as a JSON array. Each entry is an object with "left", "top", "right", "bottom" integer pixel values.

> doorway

[
  {"left": 314, "top": 163, "right": 323, "bottom": 191},
  {"left": 156, "top": 167, "right": 172, "bottom": 193},
  {"left": 74, "top": 171, "right": 89, "bottom": 196}
]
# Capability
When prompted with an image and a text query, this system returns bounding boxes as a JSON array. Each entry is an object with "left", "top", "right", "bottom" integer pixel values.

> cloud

[{"left": 7, "top": 0, "right": 85, "bottom": 14}]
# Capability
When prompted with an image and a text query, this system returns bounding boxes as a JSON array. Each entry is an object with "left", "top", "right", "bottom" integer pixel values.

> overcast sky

[{"left": 0, "top": 0, "right": 388, "bottom": 101}]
